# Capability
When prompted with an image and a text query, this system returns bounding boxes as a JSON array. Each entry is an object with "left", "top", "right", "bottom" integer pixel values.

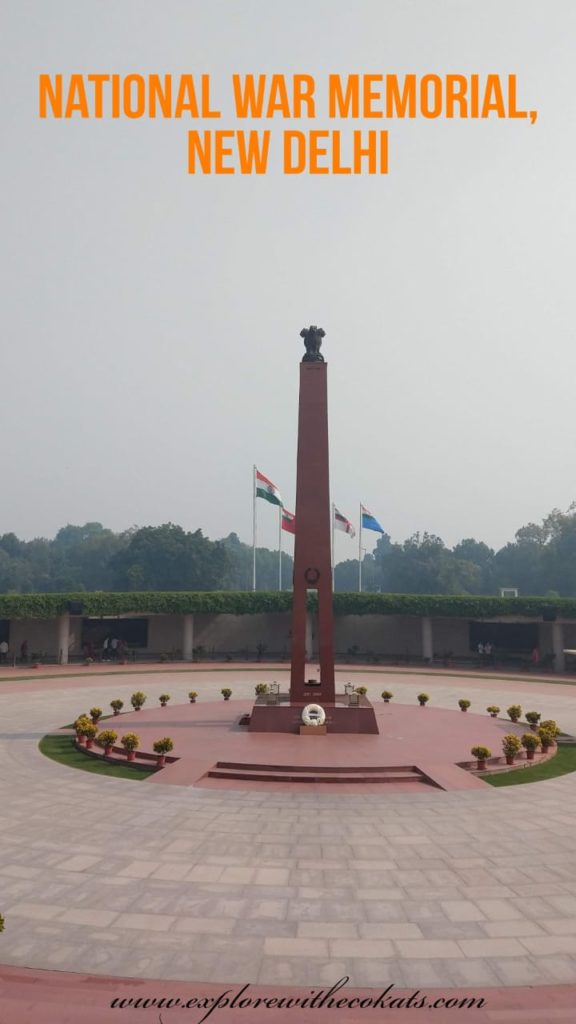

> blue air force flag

[{"left": 361, "top": 505, "right": 385, "bottom": 533}]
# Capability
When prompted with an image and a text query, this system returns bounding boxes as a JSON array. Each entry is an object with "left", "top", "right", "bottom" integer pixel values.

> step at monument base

[{"left": 204, "top": 760, "right": 440, "bottom": 787}]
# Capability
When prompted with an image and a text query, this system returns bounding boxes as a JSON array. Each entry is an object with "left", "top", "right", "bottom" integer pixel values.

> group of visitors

[
  {"left": 102, "top": 636, "right": 126, "bottom": 660},
  {"left": 2, "top": 637, "right": 133, "bottom": 665},
  {"left": 476, "top": 640, "right": 496, "bottom": 666},
  {"left": 82, "top": 636, "right": 127, "bottom": 662},
  {"left": 79, "top": 634, "right": 125, "bottom": 659}
]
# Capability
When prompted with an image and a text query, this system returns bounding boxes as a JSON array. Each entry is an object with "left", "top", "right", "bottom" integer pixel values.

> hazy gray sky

[{"left": 1, "top": 0, "right": 575, "bottom": 563}]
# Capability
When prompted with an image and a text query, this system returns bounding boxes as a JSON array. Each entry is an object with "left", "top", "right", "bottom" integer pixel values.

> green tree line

[
  {"left": 1, "top": 505, "right": 576, "bottom": 595},
  {"left": 0, "top": 524, "right": 292, "bottom": 593}
]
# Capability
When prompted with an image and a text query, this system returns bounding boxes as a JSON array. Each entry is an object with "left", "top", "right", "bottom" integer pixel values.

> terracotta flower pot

[
  {"left": 460, "top": 707, "right": 468, "bottom": 712},
  {"left": 85, "top": 738, "right": 94, "bottom": 749},
  {"left": 490, "top": 713, "right": 498, "bottom": 718},
  {"left": 477, "top": 760, "right": 487, "bottom": 771},
  {"left": 506, "top": 755, "right": 515, "bottom": 765},
  {"left": 104, "top": 745, "right": 113, "bottom": 756},
  {"left": 157, "top": 755, "right": 166, "bottom": 768},
  {"left": 113, "top": 710, "right": 120, "bottom": 716},
  {"left": 77, "top": 734, "right": 85, "bottom": 745},
  {"left": 126, "top": 750, "right": 136, "bottom": 761},
  {"left": 526, "top": 749, "right": 535, "bottom": 760},
  {"left": 189, "top": 699, "right": 196, "bottom": 703},
  {"left": 224, "top": 696, "right": 230, "bottom": 701}
]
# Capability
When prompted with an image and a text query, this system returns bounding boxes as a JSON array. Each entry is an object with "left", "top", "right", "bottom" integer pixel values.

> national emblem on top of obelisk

[{"left": 300, "top": 325, "right": 326, "bottom": 362}]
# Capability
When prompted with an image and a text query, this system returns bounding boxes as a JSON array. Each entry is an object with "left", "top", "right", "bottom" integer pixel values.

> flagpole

[
  {"left": 358, "top": 502, "right": 363, "bottom": 593},
  {"left": 331, "top": 503, "right": 335, "bottom": 590},
  {"left": 252, "top": 465, "right": 257, "bottom": 591},
  {"left": 278, "top": 505, "right": 282, "bottom": 591}
]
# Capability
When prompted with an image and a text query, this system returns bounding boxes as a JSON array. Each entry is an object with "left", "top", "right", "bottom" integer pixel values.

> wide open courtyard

[{"left": 1, "top": 665, "right": 576, "bottom": 1020}]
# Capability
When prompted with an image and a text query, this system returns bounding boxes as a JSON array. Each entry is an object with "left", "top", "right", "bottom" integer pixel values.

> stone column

[
  {"left": 290, "top": 359, "right": 335, "bottom": 702},
  {"left": 57, "top": 613, "right": 70, "bottom": 665},
  {"left": 421, "top": 616, "right": 433, "bottom": 663},
  {"left": 552, "top": 621, "right": 565, "bottom": 674},
  {"left": 182, "top": 614, "right": 194, "bottom": 662}
]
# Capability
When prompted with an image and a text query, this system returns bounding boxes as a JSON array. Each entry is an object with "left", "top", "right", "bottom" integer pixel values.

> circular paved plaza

[{"left": 2, "top": 666, "right": 576, "bottom": 1015}]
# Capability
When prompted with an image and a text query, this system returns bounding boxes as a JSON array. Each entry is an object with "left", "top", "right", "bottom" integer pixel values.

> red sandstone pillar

[{"left": 290, "top": 361, "right": 335, "bottom": 702}]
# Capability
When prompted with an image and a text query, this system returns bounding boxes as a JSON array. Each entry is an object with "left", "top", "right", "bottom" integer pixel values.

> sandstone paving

[{"left": 1, "top": 670, "right": 576, "bottom": 987}]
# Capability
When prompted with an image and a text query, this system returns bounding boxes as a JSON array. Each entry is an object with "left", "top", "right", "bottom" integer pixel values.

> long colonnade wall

[{"left": 2, "top": 602, "right": 576, "bottom": 671}]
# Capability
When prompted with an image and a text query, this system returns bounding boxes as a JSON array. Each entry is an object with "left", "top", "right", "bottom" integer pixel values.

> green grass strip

[
  {"left": 481, "top": 744, "right": 576, "bottom": 786},
  {"left": 39, "top": 733, "right": 156, "bottom": 781}
]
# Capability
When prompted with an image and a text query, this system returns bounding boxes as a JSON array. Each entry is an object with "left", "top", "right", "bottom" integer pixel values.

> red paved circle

[{"left": 82, "top": 699, "right": 537, "bottom": 792}]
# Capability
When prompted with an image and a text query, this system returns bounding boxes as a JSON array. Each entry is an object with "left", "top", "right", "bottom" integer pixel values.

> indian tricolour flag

[{"left": 255, "top": 468, "right": 283, "bottom": 507}]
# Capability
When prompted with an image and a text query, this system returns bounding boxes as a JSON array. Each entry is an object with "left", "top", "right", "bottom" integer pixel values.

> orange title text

[{"left": 38, "top": 72, "right": 539, "bottom": 176}]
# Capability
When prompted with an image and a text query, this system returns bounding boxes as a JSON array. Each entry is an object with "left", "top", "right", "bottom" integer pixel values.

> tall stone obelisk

[{"left": 289, "top": 326, "right": 335, "bottom": 703}]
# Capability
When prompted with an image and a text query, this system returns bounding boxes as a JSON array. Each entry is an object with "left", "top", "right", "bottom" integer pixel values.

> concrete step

[
  {"left": 206, "top": 765, "right": 433, "bottom": 785},
  {"left": 215, "top": 760, "right": 419, "bottom": 774}
]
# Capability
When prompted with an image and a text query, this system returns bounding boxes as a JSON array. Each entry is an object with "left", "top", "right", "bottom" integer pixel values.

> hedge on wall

[
  {"left": 1, "top": 591, "right": 576, "bottom": 620},
  {"left": 332, "top": 593, "right": 576, "bottom": 618},
  {"left": 0, "top": 591, "right": 293, "bottom": 620}
]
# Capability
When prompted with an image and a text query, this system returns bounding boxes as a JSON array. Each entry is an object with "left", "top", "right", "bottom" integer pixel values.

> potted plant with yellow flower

[
  {"left": 97, "top": 729, "right": 118, "bottom": 756},
  {"left": 130, "top": 692, "right": 146, "bottom": 711},
  {"left": 502, "top": 734, "right": 522, "bottom": 765},
  {"left": 521, "top": 732, "right": 541, "bottom": 761},
  {"left": 470, "top": 745, "right": 491, "bottom": 771},
  {"left": 152, "top": 737, "right": 174, "bottom": 768},
  {"left": 121, "top": 733, "right": 140, "bottom": 761}
]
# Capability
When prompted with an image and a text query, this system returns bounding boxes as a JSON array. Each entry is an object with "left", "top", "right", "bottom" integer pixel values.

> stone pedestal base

[{"left": 249, "top": 698, "right": 379, "bottom": 734}]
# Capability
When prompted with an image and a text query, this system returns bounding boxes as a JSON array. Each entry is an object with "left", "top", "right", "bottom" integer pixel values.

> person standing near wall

[{"left": 0, "top": 640, "right": 8, "bottom": 664}]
